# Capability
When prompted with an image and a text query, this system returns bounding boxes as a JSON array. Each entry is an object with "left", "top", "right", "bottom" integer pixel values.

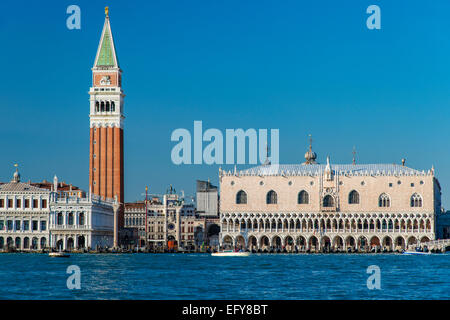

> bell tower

[{"left": 89, "top": 8, "right": 124, "bottom": 229}]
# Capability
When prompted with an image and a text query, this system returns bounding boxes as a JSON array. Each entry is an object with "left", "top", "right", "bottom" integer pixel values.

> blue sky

[{"left": 0, "top": 1, "right": 449, "bottom": 206}]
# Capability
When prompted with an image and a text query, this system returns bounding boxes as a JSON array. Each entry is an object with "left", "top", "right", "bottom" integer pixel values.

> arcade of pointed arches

[
  {"left": 220, "top": 212, "right": 433, "bottom": 251},
  {"left": 222, "top": 233, "right": 431, "bottom": 252}
]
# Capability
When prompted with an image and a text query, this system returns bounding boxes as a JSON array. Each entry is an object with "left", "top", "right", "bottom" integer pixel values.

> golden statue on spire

[{"left": 105, "top": 6, "right": 109, "bottom": 17}]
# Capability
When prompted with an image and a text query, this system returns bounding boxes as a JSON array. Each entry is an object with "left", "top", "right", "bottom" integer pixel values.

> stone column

[
  {"left": 87, "top": 234, "right": 91, "bottom": 249},
  {"left": 113, "top": 198, "right": 120, "bottom": 248}
]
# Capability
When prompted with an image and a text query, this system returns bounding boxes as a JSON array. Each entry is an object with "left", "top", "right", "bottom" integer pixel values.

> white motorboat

[
  {"left": 402, "top": 250, "right": 431, "bottom": 255},
  {"left": 49, "top": 251, "right": 70, "bottom": 258},
  {"left": 211, "top": 250, "right": 251, "bottom": 257}
]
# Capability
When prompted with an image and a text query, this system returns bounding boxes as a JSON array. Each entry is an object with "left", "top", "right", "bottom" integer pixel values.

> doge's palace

[{"left": 219, "top": 140, "right": 441, "bottom": 252}]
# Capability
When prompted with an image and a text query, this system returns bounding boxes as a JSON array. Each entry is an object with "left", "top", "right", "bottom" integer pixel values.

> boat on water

[
  {"left": 402, "top": 250, "right": 431, "bottom": 255},
  {"left": 49, "top": 251, "right": 70, "bottom": 258},
  {"left": 211, "top": 250, "right": 251, "bottom": 257}
]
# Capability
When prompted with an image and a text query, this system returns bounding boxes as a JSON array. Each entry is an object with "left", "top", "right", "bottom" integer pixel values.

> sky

[{"left": 0, "top": 1, "right": 449, "bottom": 206}]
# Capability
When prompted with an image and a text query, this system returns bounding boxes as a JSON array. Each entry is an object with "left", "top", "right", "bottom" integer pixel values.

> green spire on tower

[
  {"left": 97, "top": 27, "right": 114, "bottom": 66},
  {"left": 94, "top": 8, "right": 119, "bottom": 68}
]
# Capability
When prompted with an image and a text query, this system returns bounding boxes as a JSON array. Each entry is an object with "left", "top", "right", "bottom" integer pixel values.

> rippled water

[{"left": 0, "top": 253, "right": 448, "bottom": 299}]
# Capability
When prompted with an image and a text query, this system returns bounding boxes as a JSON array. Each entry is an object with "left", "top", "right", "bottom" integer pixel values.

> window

[
  {"left": 410, "top": 193, "right": 422, "bottom": 207},
  {"left": 23, "top": 221, "right": 29, "bottom": 230},
  {"left": 24, "top": 199, "right": 30, "bottom": 208},
  {"left": 111, "top": 101, "right": 115, "bottom": 112},
  {"left": 348, "top": 190, "right": 360, "bottom": 204},
  {"left": 266, "top": 190, "right": 277, "bottom": 204},
  {"left": 378, "top": 193, "right": 390, "bottom": 207},
  {"left": 7, "top": 199, "right": 13, "bottom": 208},
  {"left": 40, "top": 221, "right": 46, "bottom": 231},
  {"left": 68, "top": 213, "right": 74, "bottom": 225},
  {"left": 32, "top": 221, "right": 38, "bottom": 231},
  {"left": 323, "top": 195, "right": 334, "bottom": 207},
  {"left": 7, "top": 220, "right": 13, "bottom": 230},
  {"left": 41, "top": 199, "right": 47, "bottom": 208},
  {"left": 236, "top": 190, "right": 247, "bottom": 204},
  {"left": 389, "top": 183, "right": 393, "bottom": 187},
  {"left": 95, "top": 101, "right": 99, "bottom": 112},
  {"left": 32, "top": 199, "right": 38, "bottom": 208},
  {"left": 0, "top": 199, "right": 3, "bottom": 208},
  {"left": 79, "top": 212, "right": 85, "bottom": 225},
  {"left": 0, "top": 220, "right": 4, "bottom": 230},
  {"left": 298, "top": 191, "right": 309, "bottom": 204},
  {"left": 57, "top": 213, "right": 63, "bottom": 225},
  {"left": 16, "top": 199, "right": 21, "bottom": 208}
]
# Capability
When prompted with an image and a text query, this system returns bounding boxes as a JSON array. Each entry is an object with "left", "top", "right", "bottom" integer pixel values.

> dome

[
  {"left": 304, "top": 150, "right": 317, "bottom": 163},
  {"left": 303, "top": 135, "right": 318, "bottom": 165},
  {"left": 12, "top": 165, "right": 20, "bottom": 183}
]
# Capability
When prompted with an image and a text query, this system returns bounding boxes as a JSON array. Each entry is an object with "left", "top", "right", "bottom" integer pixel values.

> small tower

[
  {"left": 53, "top": 175, "right": 58, "bottom": 192},
  {"left": 324, "top": 156, "right": 333, "bottom": 181},
  {"left": 11, "top": 164, "right": 20, "bottom": 183},
  {"left": 303, "top": 134, "right": 317, "bottom": 164}
]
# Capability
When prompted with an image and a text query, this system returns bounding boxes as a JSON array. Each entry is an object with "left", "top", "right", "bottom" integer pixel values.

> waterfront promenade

[{"left": 1, "top": 238, "right": 448, "bottom": 254}]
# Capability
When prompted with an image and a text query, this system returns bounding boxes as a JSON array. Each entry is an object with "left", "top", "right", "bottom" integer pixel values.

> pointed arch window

[
  {"left": 323, "top": 195, "right": 334, "bottom": 207},
  {"left": 410, "top": 193, "right": 422, "bottom": 207},
  {"left": 378, "top": 193, "right": 390, "bottom": 207},
  {"left": 236, "top": 190, "right": 247, "bottom": 204},
  {"left": 266, "top": 190, "right": 277, "bottom": 204},
  {"left": 298, "top": 190, "right": 309, "bottom": 204},
  {"left": 348, "top": 190, "right": 360, "bottom": 204},
  {"left": 100, "top": 101, "right": 105, "bottom": 112}
]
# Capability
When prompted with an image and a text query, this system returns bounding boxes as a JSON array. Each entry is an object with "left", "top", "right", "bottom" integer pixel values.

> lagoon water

[{"left": 0, "top": 253, "right": 448, "bottom": 299}]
